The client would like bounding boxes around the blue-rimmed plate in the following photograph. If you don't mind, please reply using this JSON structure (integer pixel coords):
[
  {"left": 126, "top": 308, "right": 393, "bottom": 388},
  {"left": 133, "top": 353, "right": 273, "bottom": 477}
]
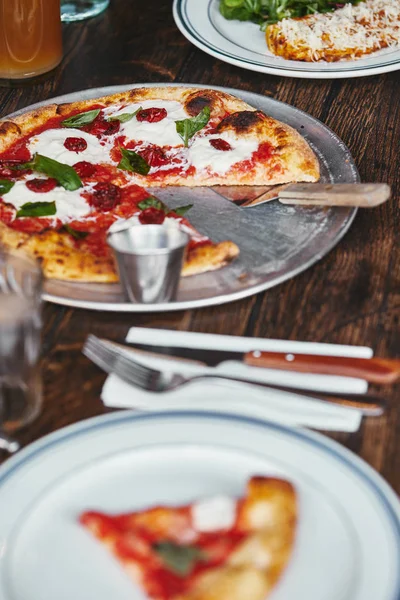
[
  {"left": 173, "top": 0, "right": 400, "bottom": 79},
  {"left": 0, "top": 410, "right": 399, "bottom": 600}
]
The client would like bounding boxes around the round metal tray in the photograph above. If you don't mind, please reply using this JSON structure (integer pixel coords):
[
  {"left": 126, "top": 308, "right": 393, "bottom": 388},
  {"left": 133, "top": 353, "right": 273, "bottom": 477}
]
[{"left": 7, "top": 83, "right": 359, "bottom": 312}]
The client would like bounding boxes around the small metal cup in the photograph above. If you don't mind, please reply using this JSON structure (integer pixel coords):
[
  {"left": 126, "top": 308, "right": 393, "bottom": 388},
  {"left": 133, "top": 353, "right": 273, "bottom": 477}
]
[{"left": 107, "top": 224, "right": 189, "bottom": 304}]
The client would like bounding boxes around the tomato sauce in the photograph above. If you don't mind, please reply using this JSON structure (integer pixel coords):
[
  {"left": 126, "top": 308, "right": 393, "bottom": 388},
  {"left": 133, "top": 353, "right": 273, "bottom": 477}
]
[
  {"left": 0, "top": 104, "right": 105, "bottom": 163},
  {"left": 10, "top": 216, "right": 61, "bottom": 233},
  {"left": 81, "top": 506, "right": 246, "bottom": 600},
  {"left": 252, "top": 141, "right": 274, "bottom": 163},
  {"left": 145, "top": 164, "right": 195, "bottom": 181}
]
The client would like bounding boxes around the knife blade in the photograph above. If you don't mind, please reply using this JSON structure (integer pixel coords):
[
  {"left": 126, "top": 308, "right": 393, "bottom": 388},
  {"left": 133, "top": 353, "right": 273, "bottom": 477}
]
[{"left": 121, "top": 342, "right": 400, "bottom": 384}]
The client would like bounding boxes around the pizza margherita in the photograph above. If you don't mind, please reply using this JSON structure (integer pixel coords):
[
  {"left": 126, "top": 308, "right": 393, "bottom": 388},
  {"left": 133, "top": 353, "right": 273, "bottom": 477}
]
[{"left": 0, "top": 87, "right": 319, "bottom": 282}]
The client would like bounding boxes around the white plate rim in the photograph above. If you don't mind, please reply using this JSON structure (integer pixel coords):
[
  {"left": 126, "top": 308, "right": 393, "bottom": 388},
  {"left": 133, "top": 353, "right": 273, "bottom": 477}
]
[
  {"left": 173, "top": 0, "right": 400, "bottom": 79},
  {"left": 0, "top": 410, "right": 399, "bottom": 599}
]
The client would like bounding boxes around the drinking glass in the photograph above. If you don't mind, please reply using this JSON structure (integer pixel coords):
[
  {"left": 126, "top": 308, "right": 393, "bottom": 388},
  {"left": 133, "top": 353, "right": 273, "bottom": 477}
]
[
  {"left": 61, "top": 0, "right": 110, "bottom": 22},
  {"left": 0, "top": 250, "right": 43, "bottom": 436},
  {"left": 0, "top": 0, "right": 63, "bottom": 85}
]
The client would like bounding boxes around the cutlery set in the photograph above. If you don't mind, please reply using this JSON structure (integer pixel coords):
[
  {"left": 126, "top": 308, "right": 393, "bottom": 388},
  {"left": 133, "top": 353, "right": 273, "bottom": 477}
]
[{"left": 83, "top": 331, "right": 399, "bottom": 419}]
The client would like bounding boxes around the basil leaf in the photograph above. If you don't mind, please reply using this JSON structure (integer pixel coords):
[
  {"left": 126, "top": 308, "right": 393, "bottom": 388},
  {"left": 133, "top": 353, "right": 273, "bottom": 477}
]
[
  {"left": 137, "top": 196, "right": 165, "bottom": 211},
  {"left": 61, "top": 109, "right": 101, "bottom": 128},
  {"left": 118, "top": 148, "right": 150, "bottom": 175},
  {"left": 63, "top": 224, "right": 89, "bottom": 239},
  {"left": 153, "top": 541, "right": 207, "bottom": 576},
  {"left": 172, "top": 204, "right": 193, "bottom": 216},
  {"left": 175, "top": 106, "right": 211, "bottom": 147},
  {"left": 0, "top": 180, "right": 14, "bottom": 195},
  {"left": 16, "top": 201, "right": 56, "bottom": 218},
  {"left": 107, "top": 107, "right": 142, "bottom": 123},
  {"left": 31, "top": 154, "right": 82, "bottom": 191}
]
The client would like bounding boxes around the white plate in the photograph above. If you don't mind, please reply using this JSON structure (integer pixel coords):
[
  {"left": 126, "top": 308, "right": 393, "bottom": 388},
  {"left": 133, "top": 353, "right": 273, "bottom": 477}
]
[
  {"left": 0, "top": 411, "right": 399, "bottom": 600},
  {"left": 173, "top": 0, "right": 400, "bottom": 79}
]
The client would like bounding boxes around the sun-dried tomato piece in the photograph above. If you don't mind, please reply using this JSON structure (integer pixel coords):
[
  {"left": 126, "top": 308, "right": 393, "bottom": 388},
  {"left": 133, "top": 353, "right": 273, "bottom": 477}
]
[
  {"left": 90, "top": 182, "right": 121, "bottom": 211},
  {"left": 73, "top": 161, "right": 97, "bottom": 178},
  {"left": 139, "top": 145, "right": 168, "bottom": 167},
  {"left": 0, "top": 160, "right": 31, "bottom": 178},
  {"left": 209, "top": 138, "right": 232, "bottom": 151},
  {"left": 26, "top": 178, "right": 58, "bottom": 193},
  {"left": 136, "top": 108, "right": 167, "bottom": 123},
  {"left": 84, "top": 117, "right": 120, "bottom": 137},
  {"left": 0, "top": 165, "right": 14, "bottom": 179},
  {"left": 138, "top": 207, "right": 166, "bottom": 225},
  {"left": 64, "top": 137, "right": 88, "bottom": 152}
]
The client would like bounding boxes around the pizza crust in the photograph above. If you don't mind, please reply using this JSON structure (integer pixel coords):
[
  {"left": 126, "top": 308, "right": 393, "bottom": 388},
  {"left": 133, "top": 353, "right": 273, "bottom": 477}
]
[
  {"left": 0, "top": 222, "right": 239, "bottom": 282},
  {"left": 80, "top": 476, "right": 297, "bottom": 600}
]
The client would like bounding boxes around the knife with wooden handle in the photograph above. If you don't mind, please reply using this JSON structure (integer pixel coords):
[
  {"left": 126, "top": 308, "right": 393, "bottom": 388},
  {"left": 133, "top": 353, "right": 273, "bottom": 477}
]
[
  {"left": 244, "top": 352, "right": 400, "bottom": 384},
  {"left": 212, "top": 182, "right": 391, "bottom": 208},
  {"left": 120, "top": 342, "right": 400, "bottom": 385}
]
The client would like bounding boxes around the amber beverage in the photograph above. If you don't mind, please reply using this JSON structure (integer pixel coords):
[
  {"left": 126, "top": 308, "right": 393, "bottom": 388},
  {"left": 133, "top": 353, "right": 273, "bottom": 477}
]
[{"left": 0, "top": 0, "right": 62, "bottom": 82}]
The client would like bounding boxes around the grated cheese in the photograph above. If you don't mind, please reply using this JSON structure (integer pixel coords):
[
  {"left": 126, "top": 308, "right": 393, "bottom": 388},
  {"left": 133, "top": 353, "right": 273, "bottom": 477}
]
[{"left": 267, "top": 0, "right": 400, "bottom": 62}]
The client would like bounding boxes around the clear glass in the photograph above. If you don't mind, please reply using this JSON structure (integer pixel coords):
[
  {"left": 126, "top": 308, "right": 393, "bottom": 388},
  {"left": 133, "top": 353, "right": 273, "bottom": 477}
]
[
  {"left": 0, "top": 0, "right": 62, "bottom": 84},
  {"left": 61, "top": 0, "right": 109, "bottom": 22},
  {"left": 0, "top": 250, "right": 43, "bottom": 434}
]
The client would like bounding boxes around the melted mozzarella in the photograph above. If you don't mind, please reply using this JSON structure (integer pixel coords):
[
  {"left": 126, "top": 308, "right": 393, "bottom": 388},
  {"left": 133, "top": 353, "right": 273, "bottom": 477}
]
[
  {"left": 28, "top": 128, "right": 113, "bottom": 166},
  {"left": 188, "top": 132, "right": 258, "bottom": 175},
  {"left": 104, "top": 100, "right": 189, "bottom": 147},
  {"left": 4, "top": 179, "right": 93, "bottom": 223},
  {"left": 191, "top": 496, "right": 237, "bottom": 532}
]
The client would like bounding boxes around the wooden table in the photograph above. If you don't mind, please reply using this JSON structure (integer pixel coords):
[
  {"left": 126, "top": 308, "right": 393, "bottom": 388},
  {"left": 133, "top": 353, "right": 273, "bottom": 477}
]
[{"left": 0, "top": 0, "right": 399, "bottom": 493}]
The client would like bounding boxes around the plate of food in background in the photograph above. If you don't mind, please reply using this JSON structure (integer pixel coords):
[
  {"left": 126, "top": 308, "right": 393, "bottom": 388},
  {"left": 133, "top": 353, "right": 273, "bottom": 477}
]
[
  {"left": 0, "top": 411, "right": 399, "bottom": 600},
  {"left": 173, "top": 0, "right": 400, "bottom": 78}
]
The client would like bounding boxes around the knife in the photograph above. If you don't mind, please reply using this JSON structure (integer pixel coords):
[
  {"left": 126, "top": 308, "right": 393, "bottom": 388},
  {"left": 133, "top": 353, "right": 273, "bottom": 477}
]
[{"left": 120, "top": 342, "right": 400, "bottom": 384}]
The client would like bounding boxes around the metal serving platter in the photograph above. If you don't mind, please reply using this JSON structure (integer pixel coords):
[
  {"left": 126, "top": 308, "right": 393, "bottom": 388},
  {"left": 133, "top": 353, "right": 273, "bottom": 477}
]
[{"left": 7, "top": 83, "right": 359, "bottom": 312}]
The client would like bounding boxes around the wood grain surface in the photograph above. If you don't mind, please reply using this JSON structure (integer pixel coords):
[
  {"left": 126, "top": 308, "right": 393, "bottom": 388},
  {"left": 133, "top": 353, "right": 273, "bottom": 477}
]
[{"left": 0, "top": 0, "right": 399, "bottom": 494}]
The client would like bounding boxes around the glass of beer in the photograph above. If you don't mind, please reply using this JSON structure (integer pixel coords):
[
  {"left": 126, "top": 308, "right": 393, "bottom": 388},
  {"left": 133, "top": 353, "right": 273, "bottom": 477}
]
[
  {"left": 0, "top": 0, "right": 63, "bottom": 84},
  {"left": 0, "top": 250, "right": 43, "bottom": 435}
]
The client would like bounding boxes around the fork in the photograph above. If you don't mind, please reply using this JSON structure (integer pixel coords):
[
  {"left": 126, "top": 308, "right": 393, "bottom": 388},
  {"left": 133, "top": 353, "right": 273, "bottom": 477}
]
[{"left": 83, "top": 335, "right": 385, "bottom": 416}]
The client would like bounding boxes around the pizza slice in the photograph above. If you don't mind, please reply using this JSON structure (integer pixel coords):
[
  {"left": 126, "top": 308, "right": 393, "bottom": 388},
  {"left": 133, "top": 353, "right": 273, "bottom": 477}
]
[
  {"left": 266, "top": 0, "right": 400, "bottom": 62},
  {"left": 80, "top": 476, "right": 297, "bottom": 600},
  {"left": 0, "top": 184, "right": 239, "bottom": 281}
]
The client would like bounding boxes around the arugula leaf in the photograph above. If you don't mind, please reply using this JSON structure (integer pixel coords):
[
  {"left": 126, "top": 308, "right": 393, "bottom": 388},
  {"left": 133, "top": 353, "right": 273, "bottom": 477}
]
[
  {"left": 175, "top": 106, "right": 211, "bottom": 147},
  {"left": 16, "top": 201, "right": 56, "bottom": 218},
  {"left": 137, "top": 196, "right": 165, "bottom": 211},
  {"left": 173, "top": 204, "right": 193, "bottom": 216},
  {"left": 0, "top": 180, "right": 14, "bottom": 195},
  {"left": 153, "top": 541, "right": 207, "bottom": 576},
  {"left": 107, "top": 107, "right": 142, "bottom": 123},
  {"left": 30, "top": 154, "right": 82, "bottom": 191},
  {"left": 118, "top": 148, "right": 150, "bottom": 175},
  {"left": 61, "top": 109, "right": 101, "bottom": 128},
  {"left": 63, "top": 224, "right": 89, "bottom": 239},
  {"left": 219, "top": 0, "right": 358, "bottom": 25}
]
